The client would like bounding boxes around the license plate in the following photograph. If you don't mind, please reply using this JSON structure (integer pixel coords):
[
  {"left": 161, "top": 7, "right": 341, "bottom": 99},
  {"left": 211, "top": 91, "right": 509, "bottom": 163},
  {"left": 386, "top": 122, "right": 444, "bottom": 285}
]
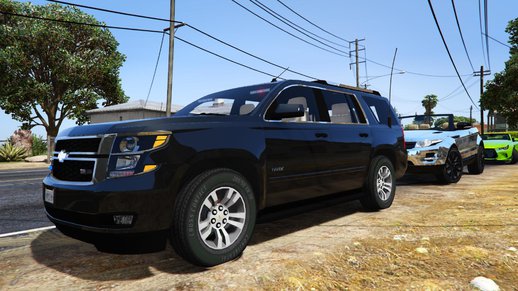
[{"left": 44, "top": 188, "right": 54, "bottom": 204}]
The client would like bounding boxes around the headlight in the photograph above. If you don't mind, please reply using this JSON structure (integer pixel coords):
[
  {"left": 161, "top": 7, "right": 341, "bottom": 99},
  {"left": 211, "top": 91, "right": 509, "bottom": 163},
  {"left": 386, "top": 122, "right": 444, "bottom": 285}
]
[
  {"left": 415, "top": 139, "right": 442, "bottom": 148},
  {"left": 112, "top": 135, "right": 169, "bottom": 153},
  {"left": 119, "top": 137, "right": 139, "bottom": 152},
  {"left": 115, "top": 155, "right": 140, "bottom": 170},
  {"left": 108, "top": 134, "right": 169, "bottom": 178},
  {"left": 497, "top": 145, "right": 509, "bottom": 151}
]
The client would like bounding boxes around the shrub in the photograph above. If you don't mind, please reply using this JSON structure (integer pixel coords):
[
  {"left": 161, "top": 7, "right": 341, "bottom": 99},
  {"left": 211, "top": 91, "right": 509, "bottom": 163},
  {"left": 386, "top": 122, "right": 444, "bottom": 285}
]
[
  {"left": 0, "top": 143, "right": 27, "bottom": 162},
  {"left": 32, "top": 135, "right": 47, "bottom": 156}
]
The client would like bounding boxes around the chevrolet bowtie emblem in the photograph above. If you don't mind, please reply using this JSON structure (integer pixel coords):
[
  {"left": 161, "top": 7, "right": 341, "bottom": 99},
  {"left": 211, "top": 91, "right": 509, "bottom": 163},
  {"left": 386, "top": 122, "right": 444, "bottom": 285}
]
[{"left": 57, "top": 150, "right": 68, "bottom": 163}]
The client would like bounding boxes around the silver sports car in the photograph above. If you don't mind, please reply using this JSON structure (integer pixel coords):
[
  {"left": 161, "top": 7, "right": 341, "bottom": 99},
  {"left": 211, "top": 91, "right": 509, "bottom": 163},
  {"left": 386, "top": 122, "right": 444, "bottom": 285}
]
[{"left": 400, "top": 114, "right": 484, "bottom": 183}]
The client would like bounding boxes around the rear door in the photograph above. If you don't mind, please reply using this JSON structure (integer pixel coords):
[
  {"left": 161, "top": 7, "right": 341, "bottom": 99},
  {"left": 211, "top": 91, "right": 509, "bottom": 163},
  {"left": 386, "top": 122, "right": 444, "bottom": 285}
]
[{"left": 312, "top": 89, "right": 372, "bottom": 193}]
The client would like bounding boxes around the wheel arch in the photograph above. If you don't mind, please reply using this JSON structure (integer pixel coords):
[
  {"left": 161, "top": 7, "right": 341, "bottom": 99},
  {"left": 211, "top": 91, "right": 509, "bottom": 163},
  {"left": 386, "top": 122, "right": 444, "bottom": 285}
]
[{"left": 171, "top": 150, "right": 266, "bottom": 211}]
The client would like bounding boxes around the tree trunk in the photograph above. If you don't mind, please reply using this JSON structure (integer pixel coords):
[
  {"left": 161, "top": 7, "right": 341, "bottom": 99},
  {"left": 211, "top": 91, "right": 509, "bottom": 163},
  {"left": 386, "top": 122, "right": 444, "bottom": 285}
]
[{"left": 45, "top": 125, "right": 59, "bottom": 164}]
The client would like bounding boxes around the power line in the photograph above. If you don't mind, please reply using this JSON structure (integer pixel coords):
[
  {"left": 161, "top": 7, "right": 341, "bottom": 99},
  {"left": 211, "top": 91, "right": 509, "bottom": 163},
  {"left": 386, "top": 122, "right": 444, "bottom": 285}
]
[
  {"left": 230, "top": 0, "right": 348, "bottom": 57},
  {"left": 440, "top": 77, "right": 478, "bottom": 101},
  {"left": 173, "top": 35, "right": 281, "bottom": 79},
  {"left": 451, "top": 0, "right": 475, "bottom": 71},
  {"left": 483, "top": 33, "right": 512, "bottom": 49},
  {"left": 276, "top": 0, "right": 350, "bottom": 43},
  {"left": 145, "top": 32, "right": 166, "bottom": 106},
  {"left": 0, "top": 10, "right": 165, "bottom": 33},
  {"left": 3, "top": 10, "right": 286, "bottom": 80},
  {"left": 478, "top": 0, "right": 488, "bottom": 68},
  {"left": 185, "top": 24, "right": 318, "bottom": 80},
  {"left": 48, "top": 0, "right": 319, "bottom": 80},
  {"left": 426, "top": 0, "right": 478, "bottom": 109},
  {"left": 484, "top": 0, "right": 491, "bottom": 70},
  {"left": 46, "top": 0, "right": 472, "bottom": 79},
  {"left": 48, "top": 0, "right": 182, "bottom": 24},
  {"left": 250, "top": 0, "right": 348, "bottom": 49}
]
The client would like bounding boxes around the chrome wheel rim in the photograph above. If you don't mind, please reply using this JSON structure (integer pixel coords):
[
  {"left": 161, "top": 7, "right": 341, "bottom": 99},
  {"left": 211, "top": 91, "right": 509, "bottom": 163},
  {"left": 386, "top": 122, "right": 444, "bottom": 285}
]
[
  {"left": 198, "top": 186, "right": 246, "bottom": 250},
  {"left": 376, "top": 166, "right": 392, "bottom": 201}
]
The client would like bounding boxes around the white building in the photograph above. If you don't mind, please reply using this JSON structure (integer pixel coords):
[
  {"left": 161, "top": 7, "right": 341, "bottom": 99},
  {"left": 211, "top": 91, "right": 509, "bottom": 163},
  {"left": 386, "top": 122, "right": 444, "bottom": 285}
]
[{"left": 86, "top": 100, "right": 184, "bottom": 124}]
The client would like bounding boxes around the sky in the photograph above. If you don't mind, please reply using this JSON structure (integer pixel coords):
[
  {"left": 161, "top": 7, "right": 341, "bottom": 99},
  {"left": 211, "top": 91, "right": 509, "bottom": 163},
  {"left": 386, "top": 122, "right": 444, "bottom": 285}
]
[{"left": 1, "top": 0, "right": 517, "bottom": 140}]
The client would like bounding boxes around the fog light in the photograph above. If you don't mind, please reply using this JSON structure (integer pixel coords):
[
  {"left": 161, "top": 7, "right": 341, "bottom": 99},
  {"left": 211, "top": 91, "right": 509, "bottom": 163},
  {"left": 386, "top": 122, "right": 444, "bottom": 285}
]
[
  {"left": 115, "top": 155, "right": 140, "bottom": 170},
  {"left": 113, "top": 215, "right": 134, "bottom": 225},
  {"left": 109, "top": 170, "right": 135, "bottom": 178}
]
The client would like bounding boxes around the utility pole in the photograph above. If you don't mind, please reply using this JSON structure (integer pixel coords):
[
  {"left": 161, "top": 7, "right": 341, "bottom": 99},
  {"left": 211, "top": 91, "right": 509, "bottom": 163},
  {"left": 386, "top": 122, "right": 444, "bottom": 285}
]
[
  {"left": 473, "top": 65, "right": 490, "bottom": 134},
  {"left": 355, "top": 40, "right": 359, "bottom": 87},
  {"left": 165, "top": 0, "right": 176, "bottom": 117},
  {"left": 349, "top": 39, "right": 365, "bottom": 88}
]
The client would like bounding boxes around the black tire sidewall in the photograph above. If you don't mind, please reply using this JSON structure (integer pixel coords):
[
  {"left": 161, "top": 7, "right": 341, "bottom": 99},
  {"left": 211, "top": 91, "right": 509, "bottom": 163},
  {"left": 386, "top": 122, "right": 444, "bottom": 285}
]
[
  {"left": 468, "top": 145, "right": 484, "bottom": 174},
  {"left": 176, "top": 169, "right": 256, "bottom": 267},
  {"left": 441, "top": 148, "right": 462, "bottom": 183},
  {"left": 511, "top": 149, "right": 518, "bottom": 164},
  {"left": 364, "top": 156, "right": 396, "bottom": 209}
]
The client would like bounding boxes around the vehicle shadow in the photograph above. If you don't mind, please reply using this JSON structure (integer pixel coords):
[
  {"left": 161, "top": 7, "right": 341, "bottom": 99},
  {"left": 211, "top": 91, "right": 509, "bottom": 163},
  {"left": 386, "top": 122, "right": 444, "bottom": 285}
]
[{"left": 30, "top": 191, "right": 365, "bottom": 281}]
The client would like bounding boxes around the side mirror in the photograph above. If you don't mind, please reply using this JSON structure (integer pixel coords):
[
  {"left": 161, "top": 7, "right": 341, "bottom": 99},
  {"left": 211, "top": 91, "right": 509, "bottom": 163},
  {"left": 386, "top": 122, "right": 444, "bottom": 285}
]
[
  {"left": 456, "top": 122, "right": 472, "bottom": 129},
  {"left": 271, "top": 104, "right": 305, "bottom": 120}
]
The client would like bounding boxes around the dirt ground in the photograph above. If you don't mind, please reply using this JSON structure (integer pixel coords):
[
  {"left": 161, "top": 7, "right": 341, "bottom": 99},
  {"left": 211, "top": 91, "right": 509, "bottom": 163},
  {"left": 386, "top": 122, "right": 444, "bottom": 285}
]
[{"left": 0, "top": 163, "right": 516, "bottom": 290}]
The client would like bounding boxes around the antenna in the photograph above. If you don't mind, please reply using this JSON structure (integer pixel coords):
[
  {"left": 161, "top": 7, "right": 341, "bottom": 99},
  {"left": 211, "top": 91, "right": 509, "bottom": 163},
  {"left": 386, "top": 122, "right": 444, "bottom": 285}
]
[{"left": 271, "top": 67, "right": 289, "bottom": 82}]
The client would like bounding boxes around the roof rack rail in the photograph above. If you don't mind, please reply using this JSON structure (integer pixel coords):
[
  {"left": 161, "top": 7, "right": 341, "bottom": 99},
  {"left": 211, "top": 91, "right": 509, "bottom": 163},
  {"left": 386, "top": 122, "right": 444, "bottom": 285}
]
[
  {"left": 338, "top": 84, "right": 381, "bottom": 96},
  {"left": 311, "top": 80, "right": 381, "bottom": 96},
  {"left": 312, "top": 80, "right": 328, "bottom": 85}
]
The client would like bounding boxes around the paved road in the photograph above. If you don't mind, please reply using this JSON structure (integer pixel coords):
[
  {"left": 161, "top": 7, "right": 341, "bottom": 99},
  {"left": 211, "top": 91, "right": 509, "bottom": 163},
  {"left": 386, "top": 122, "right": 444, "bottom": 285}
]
[{"left": 0, "top": 168, "right": 51, "bottom": 234}]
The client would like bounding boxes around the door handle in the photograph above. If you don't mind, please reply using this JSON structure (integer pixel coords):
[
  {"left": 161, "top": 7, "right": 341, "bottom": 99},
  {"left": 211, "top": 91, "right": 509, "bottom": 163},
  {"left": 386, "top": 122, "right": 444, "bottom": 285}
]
[
  {"left": 315, "top": 133, "right": 328, "bottom": 138},
  {"left": 359, "top": 133, "right": 369, "bottom": 138},
  {"left": 452, "top": 135, "right": 460, "bottom": 138}
]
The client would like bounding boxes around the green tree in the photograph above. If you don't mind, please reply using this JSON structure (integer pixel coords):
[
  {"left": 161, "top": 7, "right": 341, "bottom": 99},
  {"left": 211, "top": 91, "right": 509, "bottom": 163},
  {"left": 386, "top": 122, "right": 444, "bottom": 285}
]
[
  {"left": 421, "top": 94, "right": 438, "bottom": 116},
  {"left": 0, "top": 0, "right": 127, "bottom": 140},
  {"left": 481, "top": 18, "right": 518, "bottom": 128},
  {"left": 433, "top": 115, "right": 474, "bottom": 128}
]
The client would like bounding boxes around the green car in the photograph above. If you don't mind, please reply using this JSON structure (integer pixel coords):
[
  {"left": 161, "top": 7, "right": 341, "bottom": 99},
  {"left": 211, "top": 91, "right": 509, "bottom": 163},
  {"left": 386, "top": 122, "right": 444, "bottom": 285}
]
[{"left": 481, "top": 133, "right": 518, "bottom": 163}]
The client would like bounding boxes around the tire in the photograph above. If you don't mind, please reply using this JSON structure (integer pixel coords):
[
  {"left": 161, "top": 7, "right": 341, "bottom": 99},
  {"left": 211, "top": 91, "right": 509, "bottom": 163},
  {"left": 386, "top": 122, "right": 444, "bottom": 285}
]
[
  {"left": 170, "top": 168, "right": 256, "bottom": 267},
  {"left": 511, "top": 148, "right": 518, "bottom": 164},
  {"left": 467, "top": 144, "right": 485, "bottom": 174},
  {"left": 360, "top": 156, "right": 396, "bottom": 211},
  {"left": 436, "top": 147, "right": 463, "bottom": 184}
]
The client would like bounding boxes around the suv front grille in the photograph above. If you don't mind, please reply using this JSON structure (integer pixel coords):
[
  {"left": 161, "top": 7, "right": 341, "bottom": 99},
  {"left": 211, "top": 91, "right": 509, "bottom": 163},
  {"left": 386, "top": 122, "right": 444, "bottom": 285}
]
[
  {"left": 52, "top": 159, "right": 95, "bottom": 182},
  {"left": 55, "top": 138, "right": 101, "bottom": 153}
]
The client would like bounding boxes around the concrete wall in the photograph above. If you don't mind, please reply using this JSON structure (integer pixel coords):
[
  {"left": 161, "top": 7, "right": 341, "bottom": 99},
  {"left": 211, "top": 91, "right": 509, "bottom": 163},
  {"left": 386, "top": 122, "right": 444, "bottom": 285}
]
[{"left": 88, "top": 110, "right": 166, "bottom": 124}]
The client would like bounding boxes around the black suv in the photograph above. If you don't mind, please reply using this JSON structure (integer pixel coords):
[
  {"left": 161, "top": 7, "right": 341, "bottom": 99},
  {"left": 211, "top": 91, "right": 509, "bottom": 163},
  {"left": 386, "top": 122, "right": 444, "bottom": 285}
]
[{"left": 43, "top": 80, "right": 407, "bottom": 266}]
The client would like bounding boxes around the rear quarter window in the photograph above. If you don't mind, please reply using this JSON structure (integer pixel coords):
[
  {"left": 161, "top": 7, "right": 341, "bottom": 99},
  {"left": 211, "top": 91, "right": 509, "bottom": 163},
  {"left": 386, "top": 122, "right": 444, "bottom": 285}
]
[{"left": 362, "top": 95, "right": 398, "bottom": 126}]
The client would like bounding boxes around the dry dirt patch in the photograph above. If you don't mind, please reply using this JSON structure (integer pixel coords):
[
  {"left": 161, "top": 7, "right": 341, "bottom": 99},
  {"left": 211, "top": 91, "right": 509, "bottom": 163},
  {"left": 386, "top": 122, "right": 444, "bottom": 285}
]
[{"left": 0, "top": 164, "right": 516, "bottom": 290}]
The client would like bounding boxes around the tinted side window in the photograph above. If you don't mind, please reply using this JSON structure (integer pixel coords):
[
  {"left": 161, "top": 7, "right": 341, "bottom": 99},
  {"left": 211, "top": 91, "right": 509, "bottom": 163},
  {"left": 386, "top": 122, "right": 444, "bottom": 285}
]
[
  {"left": 266, "top": 86, "right": 321, "bottom": 122},
  {"left": 362, "top": 95, "right": 395, "bottom": 125},
  {"left": 318, "top": 90, "right": 367, "bottom": 124}
]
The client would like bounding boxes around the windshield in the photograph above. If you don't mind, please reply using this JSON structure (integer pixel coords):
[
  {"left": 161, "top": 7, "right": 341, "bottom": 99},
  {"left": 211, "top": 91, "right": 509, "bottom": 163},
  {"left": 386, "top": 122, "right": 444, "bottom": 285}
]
[
  {"left": 175, "top": 84, "right": 275, "bottom": 117},
  {"left": 481, "top": 134, "right": 510, "bottom": 140},
  {"left": 399, "top": 115, "right": 454, "bottom": 131}
]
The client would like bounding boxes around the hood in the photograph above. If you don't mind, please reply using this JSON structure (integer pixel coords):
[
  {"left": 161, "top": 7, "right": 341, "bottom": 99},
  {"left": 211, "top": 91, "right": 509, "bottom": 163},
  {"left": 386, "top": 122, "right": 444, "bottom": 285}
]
[
  {"left": 58, "top": 116, "right": 245, "bottom": 137},
  {"left": 403, "top": 130, "right": 447, "bottom": 142},
  {"left": 483, "top": 139, "right": 512, "bottom": 149}
]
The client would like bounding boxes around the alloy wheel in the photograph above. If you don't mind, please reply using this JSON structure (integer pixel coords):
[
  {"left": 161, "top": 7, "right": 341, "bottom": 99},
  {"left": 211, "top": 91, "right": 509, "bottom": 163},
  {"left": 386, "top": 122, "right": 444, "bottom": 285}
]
[
  {"left": 198, "top": 187, "right": 246, "bottom": 250},
  {"left": 376, "top": 165, "right": 392, "bottom": 201}
]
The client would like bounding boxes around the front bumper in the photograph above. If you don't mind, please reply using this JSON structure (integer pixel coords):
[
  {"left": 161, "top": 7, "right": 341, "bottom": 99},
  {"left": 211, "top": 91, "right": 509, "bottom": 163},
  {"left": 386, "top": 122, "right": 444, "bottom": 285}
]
[
  {"left": 43, "top": 168, "right": 174, "bottom": 235},
  {"left": 484, "top": 148, "right": 512, "bottom": 161},
  {"left": 407, "top": 145, "right": 448, "bottom": 167}
]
